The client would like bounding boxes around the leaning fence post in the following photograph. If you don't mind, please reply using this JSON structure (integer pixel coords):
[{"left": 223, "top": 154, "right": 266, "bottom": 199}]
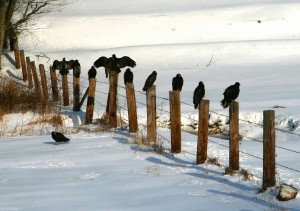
[
  {"left": 196, "top": 99, "right": 209, "bottom": 164},
  {"left": 61, "top": 74, "right": 69, "bottom": 106},
  {"left": 26, "top": 57, "right": 33, "bottom": 89},
  {"left": 20, "top": 50, "right": 27, "bottom": 81},
  {"left": 39, "top": 64, "right": 49, "bottom": 107},
  {"left": 50, "top": 66, "right": 59, "bottom": 102},
  {"left": 263, "top": 110, "right": 276, "bottom": 190},
  {"left": 169, "top": 91, "right": 181, "bottom": 153},
  {"left": 147, "top": 85, "right": 157, "bottom": 144},
  {"left": 85, "top": 78, "right": 96, "bottom": 125},
  {"left": 229, "top": 101, "right": 239, "bottom": 171},
  {"left": 30, "top": 61, "right": 42, "bottom": 100},
  {"left": 125, "top": 83, "right": 138, "bottom": 133},
  {"left": 13, "top": 39, "right": 21, "bottom": 69},
  {"left": 73, "top": 71, "right": 80, "bottom": 111},
  {"left": 108, "top": 71, "right": 119, "bottom": 128}
]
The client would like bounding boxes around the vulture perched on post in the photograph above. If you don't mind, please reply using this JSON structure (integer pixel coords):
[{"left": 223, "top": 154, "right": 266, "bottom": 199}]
[
  {"left": 51, "top": 131, "right": 70, "bottom": 143},
  {"left": 172, "top": 73, "right": 184, "bottom": 91},
  {"left": 52, "top": 58, "right": 76, "bottom": 75},
  {"left": 124, "top": 68, "right": 133, "bottom": 85},
  {"left": 220, "top": 82, "right": 240, "bottom": 108},
  {"left": 193, "top": 81, "right": 205, "bottom": 109},
  {"left": 93, "top": 54, "right": 136, "bottom": 78},
  {"left": 142, "top": 71, "right": 157, "bottom": 92},
  {"left": 88, "top": 66, "right": 97, "bottom": 80}
]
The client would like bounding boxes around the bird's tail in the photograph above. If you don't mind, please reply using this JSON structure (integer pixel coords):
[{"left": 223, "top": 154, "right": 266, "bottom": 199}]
[{"left": 220, "top": 100, "right": 229, "bottom": 108}]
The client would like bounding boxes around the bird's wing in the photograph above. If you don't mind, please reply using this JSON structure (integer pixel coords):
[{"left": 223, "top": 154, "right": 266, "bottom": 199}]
[
  {"left": 52, "top": 60, "right": 62, "bottom": 70},
  {"left": 94, "top": 56, "right": 108, "bottom": 68},
  {"left": 118, "top": 56, "right": 136, "bottom": 68},
  {"left": 223, "top": 85, "right": 234, "bottom": 97}
]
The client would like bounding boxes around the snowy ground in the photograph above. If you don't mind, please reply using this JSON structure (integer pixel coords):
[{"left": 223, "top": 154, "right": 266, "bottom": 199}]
[{"left": 1, "top": 0, "right": 300, "bottom": 210}]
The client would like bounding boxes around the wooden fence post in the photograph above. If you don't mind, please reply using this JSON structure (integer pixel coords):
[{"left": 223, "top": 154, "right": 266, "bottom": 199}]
[
  {"left": 196, "top": 99, "right": 209, "bottom": 164},
  {"left": 20, "top": 50, "right": 27, "bottom": 81},
  {"left": 13, "top": 39, "right": 21, "bottom": 69},
  {"left": 85, "top": 78, "right": 96, "bottom": 125},
  {"left": 147, "top": 85, "right": 157, "bottom": 143},
  {"left": 61, "top": 74, "right": 69, "bottom": 106},
  {"left": 126, "top": 83, "right": 138, "bottom": 132},
  {"left": 263, "top": 110, "right": 276, "bottom": 190},
  {"left": 30, "top": 61, "right": 42, "bottom": 99},
  {"left": 169, "top": 91, "right": 181, "bottom": 153},
  {"left": 39, "top": 64, "right": 49, "bottom": 106},
  {"left": 73, "top": 73, "right": 80, "bottom": 111},
  {"left": 229, "top": 101, "right": 239, "bottom": 171},
  {"left": 108, "top": 71, "right": 119, "bottom": 128},
  {"left": 26, "top": 57, "right": 33, "bottom": 89},
  {"left": 50, "top": 66, "right": 59, "bottom": 102}
]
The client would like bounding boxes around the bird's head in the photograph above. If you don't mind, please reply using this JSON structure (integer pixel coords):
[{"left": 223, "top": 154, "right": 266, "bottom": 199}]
[
  {"left": 112, "top": 54, "right": 116, "bottom": 59},
  {"left": 176, "top": 73, "right": 181, "bottom": 77},
  {"left": 235, "top": 82, "right": 240, "bottom": 86},
  {"left": 199, "top": 81, "right": 204, "bottom": 86},
  {"left": 153, "top": 71, "right": 157, "bottom": 75}
]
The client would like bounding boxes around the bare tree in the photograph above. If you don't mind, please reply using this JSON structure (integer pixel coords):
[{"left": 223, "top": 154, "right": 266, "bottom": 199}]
[{"left": 0, "top": 0, "right": 68, "bottom": 69}]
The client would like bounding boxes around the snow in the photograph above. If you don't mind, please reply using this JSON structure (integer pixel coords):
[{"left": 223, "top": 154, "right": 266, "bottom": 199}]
[{"left": 1, "top": 0, "right": 300, "bottom": 210}]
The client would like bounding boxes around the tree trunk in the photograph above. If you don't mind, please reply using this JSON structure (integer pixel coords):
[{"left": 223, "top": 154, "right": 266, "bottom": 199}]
[{"left": 0, "top": 2, "right": 6, "bottom": 69}]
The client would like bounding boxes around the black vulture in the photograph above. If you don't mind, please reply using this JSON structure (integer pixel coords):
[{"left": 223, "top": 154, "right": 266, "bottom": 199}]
[
  {"left": 142, "top": 71, "right": 157, "bottom": 92},
  {"left": 93, "top": 54, "right": 136, "bottom": 78},
  {"left": 193, "top": 81, "right": 205, "bottom": 109},
  {"left": 172, "top": 73, "right": 184, "bottom": 91},
  {"left": 52, "top": 58, "right": 75, "bottom": 75},
  {"left": 88, "top": 66, "right": 97, "bottom": 80},
  {"left": 124, "top": 68, "right": 133, "bottom": 85},
  {"left": 220, "top": 82, "right": 240, "bottom": 108},
  {"left": 71, "top": 60, "right": 81, "bottom": 78},
  {"left": 51, "top": 131, "right": 70, "bottom": 143}
]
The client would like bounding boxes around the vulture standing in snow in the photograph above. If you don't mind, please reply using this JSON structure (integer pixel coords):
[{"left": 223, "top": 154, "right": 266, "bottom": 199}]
[
  {"left": 124, "top": 68, "right": 133, "bottom": 85},
  {"left": 193, "top": 81, "right": 205, "bottom": 109},
  {"left": 172, "top": 73, "right": 184, "bottom": 91},
  {"left": 220, "top": 82, "right": 240, "bottom": 108},
  {"left": 93, "top": 54, "right": 136, "bottom": 78},
  {"left": 51, "top": 131, "right": 70, "bottom": 143},
  {"left": 142, "top": 71, "right": 157, "bottom": 92}
]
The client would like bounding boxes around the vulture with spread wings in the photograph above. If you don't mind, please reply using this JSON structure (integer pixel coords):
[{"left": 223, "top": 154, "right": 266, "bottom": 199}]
[
  {"left": 93, "top": 54, "right": 136, "bottom": 78},
  {"left": 52, "top": 58, "right": 80, "bottom": 76}
]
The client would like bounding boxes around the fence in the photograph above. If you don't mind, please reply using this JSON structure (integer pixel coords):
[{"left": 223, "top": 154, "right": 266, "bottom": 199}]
[{"left": 3, "top": 49, "right": 300, "bottom": 193}]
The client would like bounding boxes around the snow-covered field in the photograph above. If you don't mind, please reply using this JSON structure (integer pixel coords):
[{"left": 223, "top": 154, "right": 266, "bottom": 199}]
[{"left": 1, "top": 0, "right": 300, "bottom": 210}]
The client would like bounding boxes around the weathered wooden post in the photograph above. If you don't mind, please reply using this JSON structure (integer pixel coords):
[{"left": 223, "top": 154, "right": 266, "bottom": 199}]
[
  {"left": 125, "top": 83, "right": 138, "bottom": 133},
  {"left": 50, "top": 66, "right": 59, "bottom": 102},
  {"left": 196, "top": 99, "right": 209, "bottom": 164},
  {"left": 13, "top": 39, "right": 21, "bottom": 69},
  {"left": 147, "top": 85, "right": 157, "bottom": 143},
  {"left": 169, "top": 91, "right": 181, "bottom": 153},
  {"left": 61, "top": 74, "right": 69, "bottom": 106},
  {"left": 20, "top": 50, "right": 27, "bottom": 81},
  {"left": 26, "top": 57, "right": 33, "bottom": 89},
  {"left": 108, "top": 71, "right": 119, "bottom": 128},
  {"left": 229, "top": 101, "right": 239, "bottom": 171},
  {"left": 263, "top": 110, "right": 276, "bottom": 190},
  {"left": 39, "top": 64, "right": 49, "bottom": 106},
  {"left": 30, "top": 61, "right": 42, "bottom": 99},
  {"left": 73, "top": 71, "right": 80, "bottom": 111},
  {"left": 85, "top": 75, "right": 96, "bottom": 125}
]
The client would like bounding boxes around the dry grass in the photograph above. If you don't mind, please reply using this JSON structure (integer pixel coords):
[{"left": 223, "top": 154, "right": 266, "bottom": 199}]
[
  {"left": 0, "top": 77, "right": 48, "bottom": 115},
  {"left": 206, "top": 157, "right": 221, "bottom": 167},
  {"left": 240, "top": 169, "right": 254, "bottom": 182},
  {"left": 28, "top": 114, "right": 63, "bottom": 127}
]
